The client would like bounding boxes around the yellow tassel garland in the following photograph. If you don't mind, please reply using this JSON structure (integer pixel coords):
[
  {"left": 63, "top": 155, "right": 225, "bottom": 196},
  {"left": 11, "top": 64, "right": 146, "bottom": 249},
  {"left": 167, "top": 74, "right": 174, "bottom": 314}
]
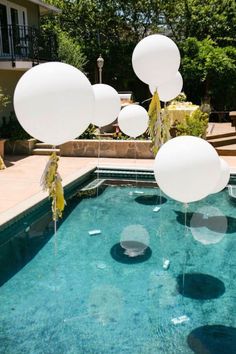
[
  {"left": 0, "top": 155, "right": 6, "bottom": 170},
  {"left": 148, "top": 90, "right": 171, "bottom": 155},
  {"left": 40, "top": 152, "right": 66, "bottom": 221}
]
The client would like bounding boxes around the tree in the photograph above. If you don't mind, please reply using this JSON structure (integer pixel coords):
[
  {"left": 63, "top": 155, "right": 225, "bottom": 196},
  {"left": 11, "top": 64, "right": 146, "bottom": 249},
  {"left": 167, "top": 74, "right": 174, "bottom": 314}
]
[
  {"left": 42, "top": 0, "right": 163, "bottom": 101},
  {"left": 162, "top": 0, "right": 236, "bottom": 46},
  {"left": 42, "top": 0, "right": 236, "bottom": 108},
  {"left": 181, "top": 37, "right": 236, "bottom": 109},
  {"left": 161, "top": 0, "right": 236, "bottom": 109},
  {"left": 57, "top": 31, "right": 86, "bottom": 70},
  {"left": 41, "top": 1, "right": 86, "bottom": 70}
]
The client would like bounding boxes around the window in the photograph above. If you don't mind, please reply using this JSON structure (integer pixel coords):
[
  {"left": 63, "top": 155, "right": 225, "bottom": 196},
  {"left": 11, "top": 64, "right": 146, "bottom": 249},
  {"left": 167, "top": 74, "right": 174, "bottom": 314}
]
[{"left": 0, "top": 0, "right": 28, "bottom": 56}]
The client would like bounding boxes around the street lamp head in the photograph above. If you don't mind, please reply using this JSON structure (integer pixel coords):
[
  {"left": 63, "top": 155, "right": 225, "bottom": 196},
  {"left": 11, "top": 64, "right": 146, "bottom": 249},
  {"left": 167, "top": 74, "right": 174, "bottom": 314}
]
[{"left": 97, "top": 54, "right": 104, "bottom": 69}]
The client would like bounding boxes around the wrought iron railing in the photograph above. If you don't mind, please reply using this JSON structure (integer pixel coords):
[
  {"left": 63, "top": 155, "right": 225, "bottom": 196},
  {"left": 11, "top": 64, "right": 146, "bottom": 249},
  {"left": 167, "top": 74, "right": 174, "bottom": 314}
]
[{"left": 0, "top": 25, "right": 58, "bottom": 66}]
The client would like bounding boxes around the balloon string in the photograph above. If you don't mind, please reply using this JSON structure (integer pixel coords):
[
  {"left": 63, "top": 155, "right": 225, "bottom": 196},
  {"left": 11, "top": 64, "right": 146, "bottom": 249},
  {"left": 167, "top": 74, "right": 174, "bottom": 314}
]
[
  {"left": 97, "top": 127, "right": 101, "bottom": 199},
  {"left": 159, "top": 188, "right": 163, "bottom": 235},
  {"left": 52, "top": 144, "right": 58, "bottom": 257},
  {"left": 53, "top": 197, "right": 58, "bottom": 298},
  {"left": 134, "top": 139, "right": 137, "bottom": 188},
  {"left": 54, "top": 197, "right": 58, "bottom": 257},
  {"left": 51, "top": 145, "right": 58, "bottom": 296},
  {"left": 182, "top": 202, "right": 189, "bottom": 299}
]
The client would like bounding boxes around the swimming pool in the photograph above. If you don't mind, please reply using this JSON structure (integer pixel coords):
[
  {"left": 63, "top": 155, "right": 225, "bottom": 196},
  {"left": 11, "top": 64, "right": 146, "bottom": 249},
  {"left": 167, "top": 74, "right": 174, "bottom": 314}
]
[{"left": 0, "top": 173, "right": 236, "bottom": 353}]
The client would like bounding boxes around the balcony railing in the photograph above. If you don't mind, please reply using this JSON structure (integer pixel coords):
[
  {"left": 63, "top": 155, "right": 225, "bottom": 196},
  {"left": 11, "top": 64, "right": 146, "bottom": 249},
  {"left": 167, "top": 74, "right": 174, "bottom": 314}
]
[{"left": 0, "top": 25, "right": 58, "bottom": 66}]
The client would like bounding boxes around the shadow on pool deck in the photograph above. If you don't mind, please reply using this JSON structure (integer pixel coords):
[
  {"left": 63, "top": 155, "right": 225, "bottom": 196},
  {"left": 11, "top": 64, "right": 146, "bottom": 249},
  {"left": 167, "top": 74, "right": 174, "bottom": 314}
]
[{"left": 3, "top": 155, "right": 31, "bottom": 167}]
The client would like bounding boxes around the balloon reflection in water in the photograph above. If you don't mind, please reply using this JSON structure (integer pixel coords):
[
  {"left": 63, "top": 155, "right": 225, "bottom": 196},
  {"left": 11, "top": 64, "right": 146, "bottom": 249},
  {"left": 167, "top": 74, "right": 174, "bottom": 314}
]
[
  {"left": 120, "top": 224, "right": 150, "bottom": 257},
  {"left": 190, "top": 206, "right": 227, "bottom": 245}
]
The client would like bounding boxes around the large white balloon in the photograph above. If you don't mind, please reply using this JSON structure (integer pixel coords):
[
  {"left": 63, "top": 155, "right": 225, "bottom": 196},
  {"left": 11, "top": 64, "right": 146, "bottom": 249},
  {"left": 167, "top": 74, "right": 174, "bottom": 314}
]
[
  {"left": 14, "top": 62, "right": 94, "bottom": 145},
  {"left": 132, "top": 34, "right": 180, "bottom": 87},
  {"left": 118, "top": 105, "right": 149, "bottom": 138},
  {"left": 150, "top": 72, "right": 183, "bottom": 102},
  {"left": 211, "top": 158, "right": 230, "bottom": 194},
  {"left": 154, "top": 136, "right": 221, "bottom": 203},
  {"left": 91, "top": 84, "right": 121, "bottom": 127}
]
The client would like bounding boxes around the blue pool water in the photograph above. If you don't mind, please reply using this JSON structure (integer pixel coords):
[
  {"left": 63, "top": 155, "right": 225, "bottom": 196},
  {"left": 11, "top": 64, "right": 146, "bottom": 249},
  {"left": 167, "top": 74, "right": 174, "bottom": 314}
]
[{"left": 0, "top": 183, "right": 236, "bottom": 353}]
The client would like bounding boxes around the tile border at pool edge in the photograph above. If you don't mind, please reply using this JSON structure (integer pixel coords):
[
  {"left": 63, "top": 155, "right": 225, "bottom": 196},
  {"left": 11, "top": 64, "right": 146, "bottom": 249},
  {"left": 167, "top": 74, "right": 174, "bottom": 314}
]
[
  {"left": 0, "top": 166, "right": 96, "bottom": 229},
  {"left": 1, "top": 163, "right": 236, "bottom": 229}
]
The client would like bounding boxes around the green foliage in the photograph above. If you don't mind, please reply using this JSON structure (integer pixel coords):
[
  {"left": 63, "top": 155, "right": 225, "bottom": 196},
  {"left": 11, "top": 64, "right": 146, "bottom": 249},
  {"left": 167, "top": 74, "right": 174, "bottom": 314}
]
[
  {"left": 175, "top": 109, "right": 209, "bottom": 138},
  {"left": 42, "top": 0, "right": 162, "bottom": 99},
  {"left": 77, "top": 124, "right": 96, "bottom": 139},
  {"left": 171, "top": 92, "right": 187, "bottom": 103},
  {"left": 0, "top": 113, "right": 31, "bottom": 140},
  {"left": 112, "top": 131, "right": 129, "bottom": 140},
  {"left": 112, "top": 131, "right": 148, "bottom": 140},
  {"left": 0, "top": 87, "right": 10, "bottom": 109},
  {"left": 162, "top": 0, "right": 236, "bottom": 46},
  {"left": 42, "top": 0, "right": 236, "bottom": 109},
  {"left": 41, "top": 6, "right": 86, "bottom": 70},
  {"left": 57, "top": 31, "right": 86, "bottom": 70},
  {"left": 181, "top": 37, "right": 236, "bottom": 109}
]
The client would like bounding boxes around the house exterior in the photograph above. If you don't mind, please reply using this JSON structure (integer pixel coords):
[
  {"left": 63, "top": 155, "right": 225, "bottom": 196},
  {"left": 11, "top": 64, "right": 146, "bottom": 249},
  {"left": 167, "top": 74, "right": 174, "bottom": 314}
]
[{"left": 0, "top": 0, "right": 60, "bottom": 121}]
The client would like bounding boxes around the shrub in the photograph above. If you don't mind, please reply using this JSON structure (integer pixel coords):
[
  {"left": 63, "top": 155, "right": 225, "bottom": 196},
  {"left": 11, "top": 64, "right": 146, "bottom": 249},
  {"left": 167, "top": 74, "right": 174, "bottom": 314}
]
[
  {"left": 0, "top": 112, "right": 31, "bottom": 140},
  {"left": 0, "top": 86, "right": 10, "bottom": 109},
  {"left": 77, "top": 124, "right": 96, "bottom": 139},
  {"left": 175, "top": 109, "right": 209, "bottom": 138}
]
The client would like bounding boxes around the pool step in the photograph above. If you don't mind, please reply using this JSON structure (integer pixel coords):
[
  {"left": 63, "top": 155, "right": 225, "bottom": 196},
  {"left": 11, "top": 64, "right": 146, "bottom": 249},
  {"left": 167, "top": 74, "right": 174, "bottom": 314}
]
[
  {"left": 95, "top": 168, "right": 154, "bottom": 180},
  {"left": 81, "top": 178, "right": 106, "bottom": 191},
  {"left": 78, "top": 178, "right": 106, "bottom": 197},
  {"left": 32, "top": 142, "right": 61, "bottom": 156},
  {"left": 215, "top": 144, "right": 236, "bottom": 156},
  {"left": 207, "top": 134, "right": 236, "bottom": 147},
  {"left": 206, "top": 132, "right": 236, "bottom": 140},
  {"left": 228, "top": 185, "right": 236, "bottom": 198},
  {"left": 32, "top": 148, "right": 61, "bottom": 156}
]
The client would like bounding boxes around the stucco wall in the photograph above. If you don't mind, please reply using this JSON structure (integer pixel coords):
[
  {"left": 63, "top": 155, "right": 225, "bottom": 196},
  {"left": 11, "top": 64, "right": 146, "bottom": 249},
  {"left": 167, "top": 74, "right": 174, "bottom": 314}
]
[
  {"left": 10, "top": 0, "right": 40, "bottom": 27},
  {"left": 0, "top": 70, "right": 24, "bottom": 124}
]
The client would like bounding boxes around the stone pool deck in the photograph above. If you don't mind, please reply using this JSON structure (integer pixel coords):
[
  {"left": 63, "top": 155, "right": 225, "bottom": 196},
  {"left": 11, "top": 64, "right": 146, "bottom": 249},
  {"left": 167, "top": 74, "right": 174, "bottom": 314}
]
[
  {"left": 0, "top": 154, "right": 236, "bottom": 226},
  {"left": 0, "top": 155, "right": 154, "bottom": 225}
]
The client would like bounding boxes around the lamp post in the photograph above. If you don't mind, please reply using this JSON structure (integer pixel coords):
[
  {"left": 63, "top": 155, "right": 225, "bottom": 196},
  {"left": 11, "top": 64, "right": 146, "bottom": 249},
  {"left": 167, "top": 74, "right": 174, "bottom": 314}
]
[{"left": 97, "top": 54, "right": 104, "bottom": 83}]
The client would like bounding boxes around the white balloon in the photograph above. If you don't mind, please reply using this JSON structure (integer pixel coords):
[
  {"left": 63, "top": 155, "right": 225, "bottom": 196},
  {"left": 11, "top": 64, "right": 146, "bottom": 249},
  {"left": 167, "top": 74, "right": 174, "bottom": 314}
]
[
  {"left": 149, "top": 85, "right": 156, "bottom": 96},
  {"left": 190, "top": 206, "right": 227, "bottom": 245},
  {"left": 91, "top": 84, "right": 121, "bottom": 127},
  {"left": 154, "top": 136, "right": 221, "bottom": 203},
  {"left": 14, "top": 62, "right": 94, "bottom": 145},
  {"left": 132, "top": 34, "right": 180, "bottom": 86},
  {"left": 118, "top": 105, "right": 149, "bottom": 138},
  {"left": 158, "top": 72, "right": 183, "bottom": 102},
  {"left": 211, "top": 158, "right": 230, "bottom": 194}
]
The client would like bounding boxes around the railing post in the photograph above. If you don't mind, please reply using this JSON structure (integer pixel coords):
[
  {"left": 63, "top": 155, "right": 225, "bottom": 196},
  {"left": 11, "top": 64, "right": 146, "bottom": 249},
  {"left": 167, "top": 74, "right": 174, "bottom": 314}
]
[{"left": 9, "top": 25, "right": 15, "bottom": 67}]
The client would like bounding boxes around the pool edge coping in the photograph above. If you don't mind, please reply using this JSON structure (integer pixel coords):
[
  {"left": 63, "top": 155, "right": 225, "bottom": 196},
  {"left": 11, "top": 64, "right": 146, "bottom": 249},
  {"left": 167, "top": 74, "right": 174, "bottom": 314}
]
[
  {"left": 0, "top": 166, "right": 96, "bottom": 229},
  {"left": 0, "top": 164, "right": 155, "bottom": 229},
  {"left": 1, "top": 163, "right": 236, "bottom": 229}
]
